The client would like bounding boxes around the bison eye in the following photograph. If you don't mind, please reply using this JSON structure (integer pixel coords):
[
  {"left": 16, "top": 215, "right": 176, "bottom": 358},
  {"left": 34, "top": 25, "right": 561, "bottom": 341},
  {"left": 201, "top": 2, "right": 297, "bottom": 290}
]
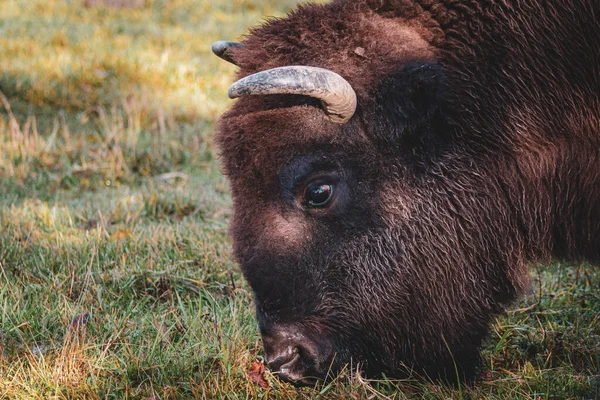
[{"left": 304, "top": 182, "right": 334, "bottom": 208}]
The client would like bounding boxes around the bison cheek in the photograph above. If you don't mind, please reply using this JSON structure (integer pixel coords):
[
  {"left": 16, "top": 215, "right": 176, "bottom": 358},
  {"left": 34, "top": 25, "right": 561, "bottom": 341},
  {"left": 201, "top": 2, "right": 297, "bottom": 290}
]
[{"left": 263, "top": 211, "right": 311, "bottom": 252}]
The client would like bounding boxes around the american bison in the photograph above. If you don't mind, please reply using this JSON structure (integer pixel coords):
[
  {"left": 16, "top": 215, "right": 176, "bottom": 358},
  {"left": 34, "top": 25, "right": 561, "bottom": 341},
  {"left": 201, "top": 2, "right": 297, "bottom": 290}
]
[{"left": 213, "top": 0, "right": 600, "bottom": 384}]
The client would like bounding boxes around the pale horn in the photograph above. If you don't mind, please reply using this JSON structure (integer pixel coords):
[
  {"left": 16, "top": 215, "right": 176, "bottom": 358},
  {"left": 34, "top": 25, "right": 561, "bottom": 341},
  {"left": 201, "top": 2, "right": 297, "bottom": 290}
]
[
  {"left": 228, "top": 66, "right": 357, "bottom": 124},
  {"left": 211, "top": 41, "right": 244, "bottom": 65}
]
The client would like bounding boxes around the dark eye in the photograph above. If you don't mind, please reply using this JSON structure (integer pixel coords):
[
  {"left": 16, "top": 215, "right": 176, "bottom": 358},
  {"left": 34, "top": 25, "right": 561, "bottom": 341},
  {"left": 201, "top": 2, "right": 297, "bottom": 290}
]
[{"left": 304, "top": 182, "right": 334, "bottom": 208}]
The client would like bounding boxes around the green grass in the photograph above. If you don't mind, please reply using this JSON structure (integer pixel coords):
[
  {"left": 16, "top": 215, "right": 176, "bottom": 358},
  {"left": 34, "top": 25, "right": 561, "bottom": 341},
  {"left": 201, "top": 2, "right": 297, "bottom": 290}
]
[{"left": 0, "top": 0, "right": 598, "bottom": 398}]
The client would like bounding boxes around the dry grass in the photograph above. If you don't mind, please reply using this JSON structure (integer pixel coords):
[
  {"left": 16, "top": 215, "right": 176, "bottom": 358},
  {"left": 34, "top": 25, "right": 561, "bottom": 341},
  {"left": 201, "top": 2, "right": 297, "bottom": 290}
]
[{"left": 0, "top": 0, "right": 598, "bottom": 398}]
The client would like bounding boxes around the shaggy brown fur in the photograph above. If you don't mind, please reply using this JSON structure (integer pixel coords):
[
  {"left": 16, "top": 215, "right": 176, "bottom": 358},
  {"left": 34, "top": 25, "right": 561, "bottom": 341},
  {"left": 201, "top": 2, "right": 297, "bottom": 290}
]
[{"left": 215, "top": 0, "right": 600, "bottom": 382}]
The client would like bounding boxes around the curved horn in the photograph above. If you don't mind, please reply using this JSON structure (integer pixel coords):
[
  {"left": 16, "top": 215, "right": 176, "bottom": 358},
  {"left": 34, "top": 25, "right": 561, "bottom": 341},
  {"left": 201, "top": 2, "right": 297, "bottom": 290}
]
[
  {"left": 228, "top": 66, "right": 357, "bottom": 124},
  {"left": 212, "top": 41, "right": 244, "bottom": 65}
]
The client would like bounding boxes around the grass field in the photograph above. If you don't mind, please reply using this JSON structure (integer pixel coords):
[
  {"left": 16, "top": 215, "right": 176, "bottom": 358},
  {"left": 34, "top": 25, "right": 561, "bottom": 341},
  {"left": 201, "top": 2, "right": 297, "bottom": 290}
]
[{"left": 0, "top": 0, "right": 598, "bottom": 398}]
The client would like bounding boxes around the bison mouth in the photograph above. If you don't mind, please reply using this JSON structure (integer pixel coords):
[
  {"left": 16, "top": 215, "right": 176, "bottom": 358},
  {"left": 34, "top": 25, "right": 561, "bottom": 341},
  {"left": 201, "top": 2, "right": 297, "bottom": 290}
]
[{"left": 258, "top": 316, "right": 396, "bottom": 386}]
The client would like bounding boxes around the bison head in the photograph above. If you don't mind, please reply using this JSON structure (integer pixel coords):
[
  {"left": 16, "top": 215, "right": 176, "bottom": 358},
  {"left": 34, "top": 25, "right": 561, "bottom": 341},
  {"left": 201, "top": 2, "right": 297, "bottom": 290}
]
[{"left": 213, "top": 2, "right": 530, "bottom": 384}]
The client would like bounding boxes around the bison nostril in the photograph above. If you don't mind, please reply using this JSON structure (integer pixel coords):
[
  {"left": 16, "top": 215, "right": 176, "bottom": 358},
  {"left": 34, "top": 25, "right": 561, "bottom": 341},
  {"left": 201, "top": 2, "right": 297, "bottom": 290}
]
[
  {"left": 271, "top": 350, "right": 316, "bottom": 385},
  {"left": 277, "top": 353, "right": 304, "bottom": 380},
  {"left": 265, "top": 343, "right": 323, "bottom": 385},
  {"left": 267, "top": 346, "right": 298, "bottom": 370},
  {"left": 261, "top": 326, "right": 333, "bottom": 385}
]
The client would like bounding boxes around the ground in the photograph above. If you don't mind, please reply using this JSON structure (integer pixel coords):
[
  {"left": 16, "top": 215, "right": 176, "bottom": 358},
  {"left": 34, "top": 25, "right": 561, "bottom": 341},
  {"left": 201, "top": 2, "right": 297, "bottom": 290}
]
[{"left": 0, "top": 0, "right": 598, "bottom": 398}]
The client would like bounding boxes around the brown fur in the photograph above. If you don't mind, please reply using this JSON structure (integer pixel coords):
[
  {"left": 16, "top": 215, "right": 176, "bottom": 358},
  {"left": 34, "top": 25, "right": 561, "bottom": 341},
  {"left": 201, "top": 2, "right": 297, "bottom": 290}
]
[{"left": 215, "top": 0, "right": 600, "bottom": 382}]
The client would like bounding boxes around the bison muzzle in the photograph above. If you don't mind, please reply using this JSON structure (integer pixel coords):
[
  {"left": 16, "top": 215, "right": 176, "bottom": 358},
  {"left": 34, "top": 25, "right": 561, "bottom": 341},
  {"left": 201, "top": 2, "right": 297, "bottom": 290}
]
[{"left": 213, "top": 0, "right": 600, "bottom": 384}]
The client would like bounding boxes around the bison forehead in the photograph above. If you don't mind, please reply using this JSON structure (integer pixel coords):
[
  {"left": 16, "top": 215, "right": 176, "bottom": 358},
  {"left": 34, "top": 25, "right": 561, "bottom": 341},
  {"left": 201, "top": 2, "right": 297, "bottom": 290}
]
[
  {"left": 228, "top": 2, "right": 437, "bottom": 102},
  {"left": 216, "top": 1, "right": 441, "bottom": 184}
]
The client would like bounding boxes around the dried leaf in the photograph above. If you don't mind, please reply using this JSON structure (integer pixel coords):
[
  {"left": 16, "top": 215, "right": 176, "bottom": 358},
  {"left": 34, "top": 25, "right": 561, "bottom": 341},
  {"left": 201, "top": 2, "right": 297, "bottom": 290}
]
[{"left": 246, "top": 361, "right": 270, "bottom": 389}]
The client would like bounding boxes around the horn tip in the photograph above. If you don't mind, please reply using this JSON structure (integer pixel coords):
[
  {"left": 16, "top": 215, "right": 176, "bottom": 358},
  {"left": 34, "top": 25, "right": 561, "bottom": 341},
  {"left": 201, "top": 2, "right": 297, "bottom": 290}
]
[
  {"left": 211, "top": 41, "right": 228, "bottom": 57},
  {"left": 212, "top": 41, "right": 244, "bottom": 57}
]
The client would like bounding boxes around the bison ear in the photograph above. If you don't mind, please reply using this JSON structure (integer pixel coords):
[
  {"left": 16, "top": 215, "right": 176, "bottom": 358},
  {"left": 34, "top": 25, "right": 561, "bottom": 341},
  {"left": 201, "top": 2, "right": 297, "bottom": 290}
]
[{"left": 372, "top": 62, "right": 447, "bottom": 151}]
